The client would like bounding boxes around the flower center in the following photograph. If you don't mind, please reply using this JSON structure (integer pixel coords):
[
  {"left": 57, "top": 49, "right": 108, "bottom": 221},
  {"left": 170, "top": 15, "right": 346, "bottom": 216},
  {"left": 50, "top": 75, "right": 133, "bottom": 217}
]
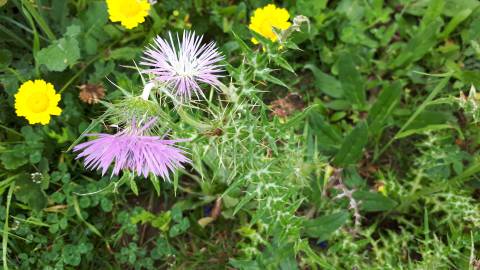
[
  {"left": 122, "top": 2, "right": 142, "bottom": 17},
  {"left": 174, "top": 59, "right": 197, "bottom": 78},
  {"left": 30, "top": 92, "right": 50, "bottom": 113},
  {"left": 177, "top": 69, "right": 196, "bottom": 77}
]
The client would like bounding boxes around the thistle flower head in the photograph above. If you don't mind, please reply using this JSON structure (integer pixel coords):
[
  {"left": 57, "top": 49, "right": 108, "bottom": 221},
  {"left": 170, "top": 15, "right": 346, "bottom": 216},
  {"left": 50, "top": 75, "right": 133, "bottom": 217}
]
[
  {"left": 73, "top": 118, "right": 190, "bottom": 180},
  {"left": 141, "top": 31, "right": 224, "bottom": 101}
]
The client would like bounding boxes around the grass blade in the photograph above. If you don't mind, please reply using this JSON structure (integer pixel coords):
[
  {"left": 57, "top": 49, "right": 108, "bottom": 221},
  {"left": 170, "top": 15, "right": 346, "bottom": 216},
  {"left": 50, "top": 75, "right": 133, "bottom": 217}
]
[
  {"left": 2, "top": 182, "right": 15, "bottom": 270},
  {"left": 374, "top": 76, "right": 450, "bottom": 160},
  {"left": 21, "top": 0, "right": 56, "bottom": 41}
]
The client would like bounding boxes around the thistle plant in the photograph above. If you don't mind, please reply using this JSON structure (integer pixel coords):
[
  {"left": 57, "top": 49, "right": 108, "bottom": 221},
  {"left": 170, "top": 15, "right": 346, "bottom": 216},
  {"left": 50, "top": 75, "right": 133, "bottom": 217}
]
[
  {"left": 459, "top": 85, "right": 480, "bottom": 123},
  {"left": 3, "top": 1, "right": 480, "bottom": 269}
]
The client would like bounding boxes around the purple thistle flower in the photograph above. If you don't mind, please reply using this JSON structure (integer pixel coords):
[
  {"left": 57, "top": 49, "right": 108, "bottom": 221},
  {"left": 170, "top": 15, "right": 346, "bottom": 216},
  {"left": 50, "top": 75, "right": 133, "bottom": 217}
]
[
  {"left": 73, "top": 118, "right": 190, "bottom": 180},
  {"left": 141, "top": 31, "right": 224, "bottom": 101}
]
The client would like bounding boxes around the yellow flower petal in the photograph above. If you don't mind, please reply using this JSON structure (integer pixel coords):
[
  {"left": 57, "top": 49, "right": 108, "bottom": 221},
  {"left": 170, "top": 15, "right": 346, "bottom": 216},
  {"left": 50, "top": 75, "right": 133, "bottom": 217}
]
[
  {"left": 248, "top": 4, "right": 292, "bottom": 43},
  {"left": 14, "top": 79, "right": 62, "bottom": 125},
  {"left": 106, "top": 0, "right": 150, "bottom": 29}
]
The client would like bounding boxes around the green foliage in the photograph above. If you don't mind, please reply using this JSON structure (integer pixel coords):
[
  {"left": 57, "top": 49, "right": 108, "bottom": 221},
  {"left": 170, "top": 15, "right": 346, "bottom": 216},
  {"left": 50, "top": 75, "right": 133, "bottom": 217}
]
[
  {"left": 1, "top": 0, "right": 480, "bottom": 269},
  {"left": 303, "top": 211, "right": 349, "bottom": 241},
  {"left": 367, "top": 81, "right": 403, "bottom": 135},
  {"left": 36, "top": 25, "right": 81, "bottom": 72},
  {"left": 333, "top": 121, "right": 368, "bottom": 166}
]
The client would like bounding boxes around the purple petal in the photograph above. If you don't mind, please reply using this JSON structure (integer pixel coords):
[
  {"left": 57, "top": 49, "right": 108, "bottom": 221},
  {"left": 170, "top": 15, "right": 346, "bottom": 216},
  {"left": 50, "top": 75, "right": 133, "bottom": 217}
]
[
  {"left": 141, "top": 30, "right": 224, "bottom": 101},
  {"left": 73, "top": 119, "right": 191, "bottom": 180}
]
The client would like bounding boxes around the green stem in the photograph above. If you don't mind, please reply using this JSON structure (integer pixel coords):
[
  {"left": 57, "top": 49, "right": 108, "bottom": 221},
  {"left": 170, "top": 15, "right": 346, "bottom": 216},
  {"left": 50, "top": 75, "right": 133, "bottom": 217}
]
[
  {"left": 20, "top": 0, "right": 56, "bottom": 41},
  {"left": 0, "top": 124, "right": 23, "bottom": 137},
  {"left": 0, "top": 15, "right": 48, "bottom": 41},
  {"left": 59, "top": 55, "right": 101, "bottom": 94},
  {"left": 450, "top": 159, "right": 480, "bottom": 186},
  {"left": 20, "top": 3, "right": 41, "bottom": 77},
  {"left": 0, "top": 68, "right": 25, "bottom": 82},
  {"left": 2, "top": 182, "right": 15, "bottom": 270},
  {"left": 72, "top": 196, "right": 103, "bottom": 238},
  {"left": 0, "top": 24, "right": 30, "bottom": 49},
  {"left": 177, "top": 107, "right": 211, "bottom": 130}
]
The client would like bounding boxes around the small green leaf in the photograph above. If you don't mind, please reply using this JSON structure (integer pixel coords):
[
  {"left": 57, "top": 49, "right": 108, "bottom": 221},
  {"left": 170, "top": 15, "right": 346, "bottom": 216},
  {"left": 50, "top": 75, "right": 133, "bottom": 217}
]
[
  {"left": 391, "top": 77, "right": 450, "bottom": 141},
  {"left": 324, "top": 100, "right": 351, "bottom": 111},
  {"left": 233, "top": 192, "right": 255, "bottom": 216},
  {"left": 149, "top": 175, "right": 161, "bottom": 196},
  {"left": 444, "top": 0, "right": 479, "bottom": 16},
  {"left": 420, "top": 0, "right": 444, "bottom": 28},
  {"left": 21, "top": 126, "right": 42, "bottom": 143},
  {"left": 100, "top": 198, "right": 113, "bottom": 212},
  {"left": 272, "top": 55, "right": 295, "bottom": 73},
  {"left": 169, "top": 218, "right": 190, "bottom": 237},
  {"left": 109, "top": 47, "right": 142, "bottom": 61},
  {"left": 170, "top": 205, "right": 183, "bottom": 223},
  {"left": 0, "top": 49, "right": 12, "bottom": 68},
  {"left": 309, "top": 111, "right": 343, "bottom": 146},
  {"left": 72, "top": 196, "right": 103, "bottom": 237},
  {"left": 250, "top": 29, "right": 275, "bottom": 47},
  {"left": 338, "top": 53, "right": 366, "bottom": 108},
  {"left": 255, "top": 68, "right": 289, "bottom": 89},
  {"left": 395, "top": 124, "right": 458, "bottom": 139},
  {"left": 177, "top": 108, "right": 211, "bottom": 130},
  {"left": 303, "top": 211, "right": 349, "bottom": 241},
  {"left": 0, "top": 145, "right": 29, "bottom": 170},
  {"left": 63, "top": 244, "right": 81, "bottom": 266},
  {"left": 281, "top": 104, "right": 322, "bottom": 131},
  {"left": 65, "top": 24, "right": 81, "bottom": 37},
  {"left": 390, "top": 19, "right": 443, "bottom": 68},
  {"left": 36, "top": 35, "right": 80, "bottom": 72},
  {"left": 330, "top": 111, "right": 346, "bottom": 122},
  {"left": 151, "top": 237, "right": 175, "bottom": 259},
  {"left": 151, "top": 212, "right": 171, "bottom": 232},
  {"left": 304, "top": 64, "right": 343, "bottom": 98},
  {"left": 14, "top": 175, "right": 47, "bottom": 212},
  {"left": 296, "top": 0, "right": 326, "bottom": 17},
  {"left": 401, "top": 110, "right": 454, "bottom": 133},
  {"left": 440, "top": 8, "right": 472, "bottom": 39},
  {"left": 128, "top": 176, "right": 138, "bottom": 196},
  {"left": 29, "top": 151, "right": 42, "bottom": 164},
  {"left": 367, "top": 81, "right": 403, "bottom": 135},
  {"left": 333, "top": 121, "right": 368, "bottom": 167},
  {"left": 231, "top": 31, "right": 252, "bottom": 53},
  {"left": 131, "top": 210, "right": 155, "bottom": 224},
  {"left": 354, "top": 191, "right": 397, "bottom": 212}
]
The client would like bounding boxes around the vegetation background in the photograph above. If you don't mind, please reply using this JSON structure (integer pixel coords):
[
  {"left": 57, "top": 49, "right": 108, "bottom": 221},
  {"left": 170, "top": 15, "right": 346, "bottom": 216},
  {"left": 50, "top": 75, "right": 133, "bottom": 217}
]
[{"left": 1, "top": 0, "right": 480, "bottom": 269}]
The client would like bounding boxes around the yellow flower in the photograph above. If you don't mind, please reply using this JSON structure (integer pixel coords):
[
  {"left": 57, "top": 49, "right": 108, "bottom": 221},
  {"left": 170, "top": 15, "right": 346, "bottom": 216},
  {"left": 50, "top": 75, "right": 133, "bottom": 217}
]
[
  {"left": 14, "top": 80, "right": 62, "bottom": 125},
  {"left": 378, "top": 185, "right": 387, "bottom": 196},
  {"left": 248, "top": 4, "right": 292, "bottom": 44},
  {"left": 106, "top": 0, "right": 150, "bottom": 29}
]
